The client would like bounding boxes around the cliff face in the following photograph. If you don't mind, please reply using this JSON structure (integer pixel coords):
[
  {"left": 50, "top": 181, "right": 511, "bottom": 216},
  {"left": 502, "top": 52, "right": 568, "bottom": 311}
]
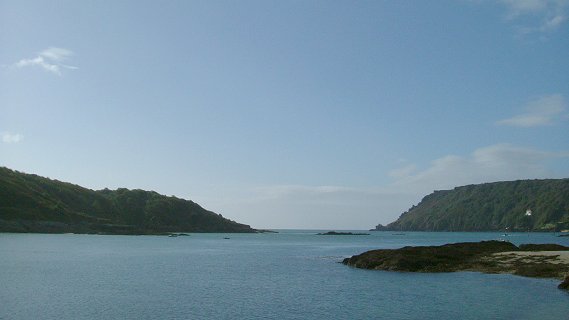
[
  {"left": 0, "top": 167, "right": 255, "bottom": 234},
  {"left": 376, "top": 179, "right": 569, "bottom": 232}
]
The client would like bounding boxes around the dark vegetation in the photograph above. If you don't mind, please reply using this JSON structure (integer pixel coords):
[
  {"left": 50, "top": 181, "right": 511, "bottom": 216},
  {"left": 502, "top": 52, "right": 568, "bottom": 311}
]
[
  {"left": 518, "top": 244, "right": 569, "bottom": 251},
  {"left": 374, "top": 179, "right": 569, "bottom": 232},
  {"left": 343, "top": 241, "right": 569, "bottom": 280},
  {"left": 0, "top": 167, "right": 255, "bottom": 234},
  {"left": 343, "top": 241, "right": 517, "bottom": 272}
]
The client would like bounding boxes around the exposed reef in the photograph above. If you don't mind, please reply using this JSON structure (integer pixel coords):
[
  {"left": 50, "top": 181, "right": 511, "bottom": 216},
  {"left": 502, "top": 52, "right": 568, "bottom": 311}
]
[{"left": 343, "top": 241, "right": 569, "bottom": 288}]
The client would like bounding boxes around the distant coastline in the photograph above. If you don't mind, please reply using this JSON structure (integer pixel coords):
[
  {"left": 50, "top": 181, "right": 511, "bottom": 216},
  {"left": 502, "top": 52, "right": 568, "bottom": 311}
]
[
  {"left": 0, "top": 167, "right": 256, "bottom": 235},
  {"left": 371, "top": 179, "right": 569, "bottom": 232}
]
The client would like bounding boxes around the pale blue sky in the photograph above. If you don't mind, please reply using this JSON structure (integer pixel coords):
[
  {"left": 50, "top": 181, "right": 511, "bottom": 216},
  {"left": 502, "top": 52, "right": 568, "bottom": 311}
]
[{"left": 1, "top": 0, "right": 568, "bottom": 229}]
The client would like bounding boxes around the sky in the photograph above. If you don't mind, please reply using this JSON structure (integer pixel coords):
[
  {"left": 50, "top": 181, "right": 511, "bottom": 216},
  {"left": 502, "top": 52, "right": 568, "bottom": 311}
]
[{"left": 1, "top": 0, "right": 568, "bottom": 230}]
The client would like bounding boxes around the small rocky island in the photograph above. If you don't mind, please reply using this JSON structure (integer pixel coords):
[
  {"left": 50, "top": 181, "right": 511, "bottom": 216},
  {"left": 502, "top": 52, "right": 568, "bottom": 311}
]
[
  {"left": 343, "top": 241, "right": 569, "bottom": 289},
  {"left": 317, "top": 231, "right": 370, "bottom": 236}
]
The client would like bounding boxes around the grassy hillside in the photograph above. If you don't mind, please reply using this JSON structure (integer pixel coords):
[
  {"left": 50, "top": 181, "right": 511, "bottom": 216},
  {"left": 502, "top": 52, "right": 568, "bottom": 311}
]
[
  {"left": 377, "top": 179, "right": 569, "bottom": 232},
  {"left": 0, "top": 167, "right": 255, "bottom": 234}
]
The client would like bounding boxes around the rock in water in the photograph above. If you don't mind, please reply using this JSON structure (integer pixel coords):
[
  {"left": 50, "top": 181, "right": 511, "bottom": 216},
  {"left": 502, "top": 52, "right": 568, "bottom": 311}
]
[
  {"left": 559, "top": 275, "right": 569, "bottom": 290},
  {"left": 343, "top": 241, "right": 569, "bottom": 280}
]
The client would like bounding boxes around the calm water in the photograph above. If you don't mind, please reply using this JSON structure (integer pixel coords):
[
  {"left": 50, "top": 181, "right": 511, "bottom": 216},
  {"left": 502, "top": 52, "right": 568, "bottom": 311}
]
[{"left": 1, "top": 231, "right": 568, "bottom": 320}]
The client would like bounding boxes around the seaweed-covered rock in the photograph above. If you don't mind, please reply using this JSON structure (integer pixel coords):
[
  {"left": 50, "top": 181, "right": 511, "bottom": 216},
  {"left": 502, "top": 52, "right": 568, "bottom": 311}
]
[
  {"left": 518, "top": 244, "right": 569, "bottom": 251},
  {"left": 343, "top": 241, "right": 569, "bottom": 281},
  {"left": 342, "top": 241, "right": 517, "bottom": 272}
]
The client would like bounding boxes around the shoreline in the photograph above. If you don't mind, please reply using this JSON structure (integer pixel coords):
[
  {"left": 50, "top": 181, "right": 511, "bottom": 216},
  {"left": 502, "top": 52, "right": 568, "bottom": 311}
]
[{"left": 493, "top": 251, "right": 569, "bottom": 265}]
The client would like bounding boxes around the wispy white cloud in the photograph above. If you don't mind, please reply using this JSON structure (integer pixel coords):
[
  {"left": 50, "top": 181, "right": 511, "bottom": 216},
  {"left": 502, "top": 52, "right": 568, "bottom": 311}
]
[
  {"left": 13, "top": 47, "right": 77, "bottom": 75},
  {"left": 388, "top": 164, "right": 417, "bottom": 179},
  {"left": 39, "top": 47, "right": 74, "bottom": 62},
  {"left": 1, "top": 132, "right": 24, "bottom": 144},
  {"left": 206, "top": 144, "right": 568, "bottom": 229},
  {"left": 501, "top": 0, "right": 549, "bottom": 16},
  {"left": 201, "top": 143, "right": 569, "bottom": 229},
  {"left": 496, "top": 94, "right": 568, "bottom": 127},
  {"left": 390, "top": 144, "right": 568, "bottom": 193},
  {"left": 499, "top": 0, "right": 569, "bottom": 34}
]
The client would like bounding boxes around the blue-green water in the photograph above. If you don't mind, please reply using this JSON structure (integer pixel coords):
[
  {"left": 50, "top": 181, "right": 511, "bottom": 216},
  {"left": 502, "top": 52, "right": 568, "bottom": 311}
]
[{"left": 1, "top": 231, "right": 568, "bottom": 319}]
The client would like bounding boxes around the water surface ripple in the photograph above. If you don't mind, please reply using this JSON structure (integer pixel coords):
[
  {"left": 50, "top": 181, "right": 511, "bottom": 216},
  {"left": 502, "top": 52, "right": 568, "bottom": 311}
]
[{"left": 1, "top": 231, "right": 568, "bottom": 319}]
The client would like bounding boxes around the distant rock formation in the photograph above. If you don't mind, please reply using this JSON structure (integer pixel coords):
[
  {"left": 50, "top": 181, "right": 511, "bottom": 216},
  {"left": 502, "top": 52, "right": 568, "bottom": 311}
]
[{"left": 317, "top": 231, "right": 370, "bottom": 236}]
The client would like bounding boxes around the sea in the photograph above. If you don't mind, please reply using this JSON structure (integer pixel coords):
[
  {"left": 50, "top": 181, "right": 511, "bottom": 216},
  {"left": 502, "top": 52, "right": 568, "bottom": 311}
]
[{"left": 1, "top": 231, "right": 568, "bottom": 320}]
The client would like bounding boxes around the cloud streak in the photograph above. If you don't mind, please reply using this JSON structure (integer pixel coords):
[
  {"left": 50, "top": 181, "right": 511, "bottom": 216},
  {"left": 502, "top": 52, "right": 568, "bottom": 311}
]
[
  {"left": 499, "top": 0, "right": 569, "bottom": 34},
  {"left": 216, "top": 184, "right": 418, "bottom": 229},
  {"left": 496, "top": 94, "right": 567, "bottom": 127},
  {"left": 1, "top": 132, "right": 24, "bottom": 144},
  {"left": 209, "top": 144, "right": 569, "bottom": 229},
  {"left": 13, "top": 47, "right": 77, "bottom": 75},
  {"left": 390, "top": 144, "right": 568, "bottom": 193}
]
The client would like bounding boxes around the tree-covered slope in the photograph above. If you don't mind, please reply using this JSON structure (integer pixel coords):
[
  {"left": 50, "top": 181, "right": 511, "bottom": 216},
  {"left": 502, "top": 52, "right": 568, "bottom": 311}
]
[
  {"left": 0, "top": 167, "right": 255, "bottom": 234},
  {"left": 377, "top": 179, "right": 569, "bottom": 232}
]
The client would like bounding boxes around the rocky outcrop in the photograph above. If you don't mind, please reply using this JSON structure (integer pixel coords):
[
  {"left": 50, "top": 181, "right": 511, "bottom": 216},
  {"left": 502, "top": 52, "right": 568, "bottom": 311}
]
[
  {"left": 343, "top": 241, "right": 569, "bottom": 281},
  {"left": 343, "top": 241, "right": 517, "bottom": 272}
]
